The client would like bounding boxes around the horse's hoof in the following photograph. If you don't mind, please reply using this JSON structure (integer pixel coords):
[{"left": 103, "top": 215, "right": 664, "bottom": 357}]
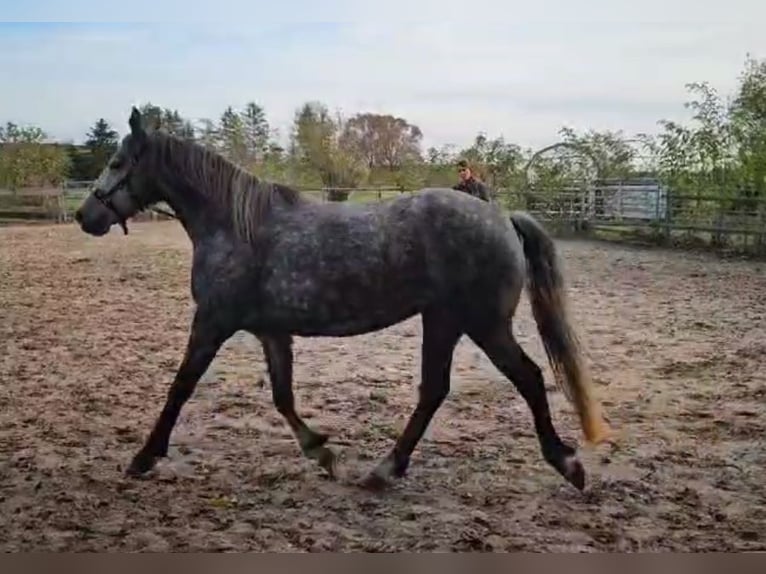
[
  {"left": 301, "top": 430, "right": 329, "bottom": 451},
  {"left": 360, "top": 456, "right": 404, "bottom": 491},
  {"left": 562, "top": 453, "right": 586, "bottom": 491},
  {"left": 360, "top": 469, "right": 391, "bottom": 491},
  {"left": 125, "top": 453, "right": 158, "bottom": 478},
  {"left": 306, "top": 445, "right": 337, "bottom": 479}
]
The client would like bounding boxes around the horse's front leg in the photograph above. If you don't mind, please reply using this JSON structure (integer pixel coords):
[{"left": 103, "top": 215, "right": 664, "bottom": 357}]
[
  {"left": 258, "top": 333, "right": 337, "bottom": 477},
  {"left": 126, "top": 308, "right": 232, "bottom": 477}
]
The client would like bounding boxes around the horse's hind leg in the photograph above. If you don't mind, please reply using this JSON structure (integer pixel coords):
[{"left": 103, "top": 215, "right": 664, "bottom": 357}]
[
  {"left": 468, "top": 321, "right": 585, "bottom": 490},
  {"left": 258, "top": 334, "right": 337, "bottom": 477},
  {"left": 362, "top": 306, "right": 462, "bottom": 490}
]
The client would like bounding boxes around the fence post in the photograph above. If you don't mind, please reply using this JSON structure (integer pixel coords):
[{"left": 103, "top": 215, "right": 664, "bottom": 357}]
[
  {"left": 57, "top": 187, "right": 67, "bottom": 223},
  {"left": 756, "top": 200, "right": 765, "bottom": 256},
  {"left": 664, "top": 187, "right": 672, "bottom": 244}
]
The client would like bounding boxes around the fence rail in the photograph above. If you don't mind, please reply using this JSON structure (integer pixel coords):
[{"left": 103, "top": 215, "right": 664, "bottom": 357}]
[
  {"left": 0, "top": 184, "right": 414, "bottom": 225},
  {"left": 502, "top": 180, "right": 766, "bottom": 255},
  {"left": 2, "top": 181, "right": 765, "bottom": 256}
]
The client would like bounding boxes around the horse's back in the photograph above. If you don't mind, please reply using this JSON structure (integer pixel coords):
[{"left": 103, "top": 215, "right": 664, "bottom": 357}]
[
  {"left": 254, "top": 187, "right": 525, "bottom": 334},
  {"left": 285, "top": 186, "right": 522, "bottom": 282}
]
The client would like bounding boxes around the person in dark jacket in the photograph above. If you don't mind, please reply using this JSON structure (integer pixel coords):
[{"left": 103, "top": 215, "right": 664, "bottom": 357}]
[{"left": 452, "top": 159, "right": 491, "bottom": 201}]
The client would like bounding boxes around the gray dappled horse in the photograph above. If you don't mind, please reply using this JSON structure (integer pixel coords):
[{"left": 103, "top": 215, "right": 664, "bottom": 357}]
[{"left": 75, "top": 107, "right": 610, "bottom": 491}]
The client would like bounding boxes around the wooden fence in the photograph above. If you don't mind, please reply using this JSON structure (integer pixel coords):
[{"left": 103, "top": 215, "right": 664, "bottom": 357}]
[
  {"left": 2, "top": 180, "right": 765, "bottom": 256},
  {"left": 0, "top": 184, "right": 412, "bottom": 226}
]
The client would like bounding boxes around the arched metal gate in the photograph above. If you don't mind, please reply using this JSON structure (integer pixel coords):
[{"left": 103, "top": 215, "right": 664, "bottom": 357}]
[{"left": 513, "top": 141, "right": 667, "bottom": 232}]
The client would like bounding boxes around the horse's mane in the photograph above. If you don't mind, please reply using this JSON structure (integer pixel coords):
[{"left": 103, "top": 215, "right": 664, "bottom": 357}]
[{"left": 148, "top": 131, "right": 302, "bottom": 244}]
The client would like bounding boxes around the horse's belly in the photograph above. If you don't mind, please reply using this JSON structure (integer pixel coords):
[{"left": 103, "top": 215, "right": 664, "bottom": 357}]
[{"left": 257, "top": 268, "right": 432, "bottom": 336}]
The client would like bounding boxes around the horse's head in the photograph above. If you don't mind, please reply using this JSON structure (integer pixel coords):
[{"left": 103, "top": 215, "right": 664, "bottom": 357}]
[{"left": 75, "top": 106, "right": 160, "bottom": 236}]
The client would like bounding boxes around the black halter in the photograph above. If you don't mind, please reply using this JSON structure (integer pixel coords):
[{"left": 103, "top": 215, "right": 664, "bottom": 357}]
[
  {"left": 94, "top": 167, "right": 132, "bottom": 234},
  {"left": 92, "top": 155, "right": 177, "bottom": 235}
]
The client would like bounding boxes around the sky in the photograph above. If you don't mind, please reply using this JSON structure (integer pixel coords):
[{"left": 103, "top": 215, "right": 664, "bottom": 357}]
[{"left": 1, "top": 1, "right": 765, "bottom": 151}]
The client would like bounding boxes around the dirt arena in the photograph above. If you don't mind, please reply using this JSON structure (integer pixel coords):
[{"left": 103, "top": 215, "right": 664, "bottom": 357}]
[{"left": 1, "top": 220, "right": 764, "bottom": 552}]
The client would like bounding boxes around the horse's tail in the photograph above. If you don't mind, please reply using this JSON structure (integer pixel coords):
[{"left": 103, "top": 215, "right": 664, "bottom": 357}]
[{"left": 509, "top": 211, "right": 610, "bottom": 445}]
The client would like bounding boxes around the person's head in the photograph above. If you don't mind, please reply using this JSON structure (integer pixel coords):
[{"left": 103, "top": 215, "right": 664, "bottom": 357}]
[{"left": 456, "top": 159, "right": 472, "bottom": 182}]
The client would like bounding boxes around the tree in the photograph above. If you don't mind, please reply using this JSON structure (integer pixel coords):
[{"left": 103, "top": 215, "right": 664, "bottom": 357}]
[
  {"left": 240, "top": 101, "right": 270, "bottom": 165},
  {"left": 196, "top": 118, "right": 220, "bottom": 151},
  {"left": 729, "top": 55, "right": 766, "bottom": 206},
  {"left": 85, "top": 118, "right": 118, "bottom": 149},
  {"left": 290, "top": 101, "right": 367, "bottom": 194},
  {"left": 83, "top": 118, "right": 119, "bottom": 178},
  {"left": 65, "top": 144, "right": 92, "bottom": 181},
  {"left": 218, "top": 106, "right": 248, "bottom": 165},
  {"left": 647, "top": 61, "right": 758, "bottom": 198},
  {"left": 138, "top": 103, "right": 163, "bottom": 130},
  {"left": 458, "top": 133, "right": 524, "bottom": 189},
  {"left": 161, "top": 108, "right": 195, "bottom": 139},
  {"left": 558, "top": 127, "right": 637, "bottom": 180},
  {"left": 135, "top": 102, "right": 194, "bottom": 139},
  {"left": 0, "top": 122, "right": 45, "bottom": 144},
  {"left": 339, "top": 112, "right": 423, "bottom": 170},
  {"left": 0, "top": 122, "right": 70, "bottom": 189},
  {"left": 291, "top": 101, "right": 335, "bottom": 168}
]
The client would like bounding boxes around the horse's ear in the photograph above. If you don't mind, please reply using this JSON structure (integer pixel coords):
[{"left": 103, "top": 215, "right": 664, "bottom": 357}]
[{"left": 129, "top": 106, "right": 144, "bottom": 137}]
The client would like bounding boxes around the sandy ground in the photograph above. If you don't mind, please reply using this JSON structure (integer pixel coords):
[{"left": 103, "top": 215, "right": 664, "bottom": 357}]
[{"left": 1, "top": 220, "right": 765, "bottom": 552}]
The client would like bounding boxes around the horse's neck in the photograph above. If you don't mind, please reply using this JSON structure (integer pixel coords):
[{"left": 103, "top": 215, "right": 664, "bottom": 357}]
[{"left": 155, "top": 162, "right": 231, "bottom": 247}]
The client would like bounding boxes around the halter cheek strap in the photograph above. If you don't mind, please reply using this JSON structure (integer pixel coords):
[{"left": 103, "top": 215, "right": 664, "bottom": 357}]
[{"left": 94, "top": 170, "right": 132, "bottom": 235}]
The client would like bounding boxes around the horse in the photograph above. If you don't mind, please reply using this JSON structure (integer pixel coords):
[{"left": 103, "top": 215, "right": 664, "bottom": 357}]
[{"left": 74, "top": 106, "right": 610, "bottom": 492}]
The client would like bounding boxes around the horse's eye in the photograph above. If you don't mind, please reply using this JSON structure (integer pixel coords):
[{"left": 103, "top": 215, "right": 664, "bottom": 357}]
[{"left": 110, "top": 159, "right": 124, "bottom": 170}]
